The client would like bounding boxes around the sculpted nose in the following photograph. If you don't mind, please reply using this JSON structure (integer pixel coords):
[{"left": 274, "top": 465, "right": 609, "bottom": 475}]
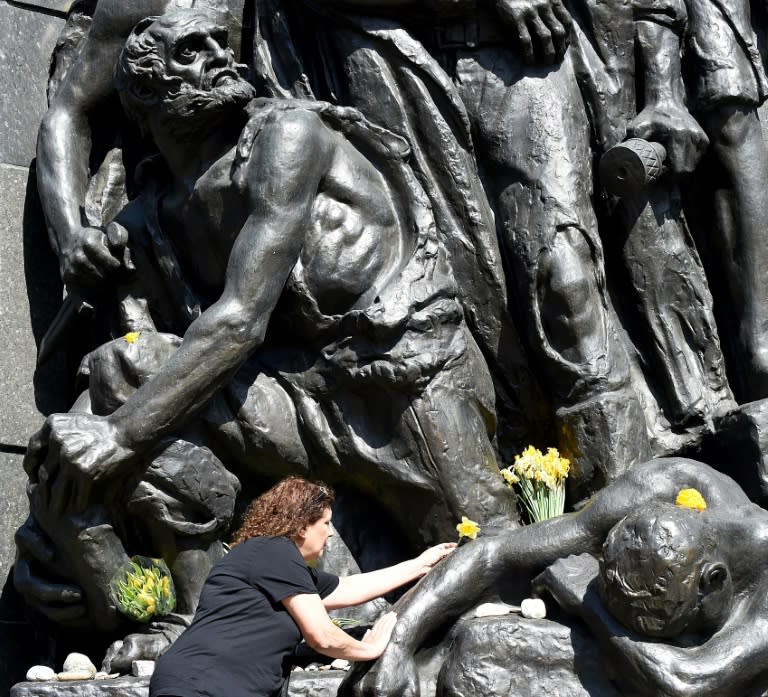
[{"left": 205, "top": 37, "right": 229, "bottom": 66}]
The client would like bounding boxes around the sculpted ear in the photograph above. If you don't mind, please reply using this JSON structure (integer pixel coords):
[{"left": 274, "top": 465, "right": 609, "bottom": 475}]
[{"left": 700, "top": 562, "right": 729, "bottom": 594}]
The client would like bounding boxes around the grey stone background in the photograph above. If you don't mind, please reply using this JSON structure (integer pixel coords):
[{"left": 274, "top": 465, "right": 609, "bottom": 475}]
[{"left": 0, "top": 1, "right": 72, "bottom": 693}]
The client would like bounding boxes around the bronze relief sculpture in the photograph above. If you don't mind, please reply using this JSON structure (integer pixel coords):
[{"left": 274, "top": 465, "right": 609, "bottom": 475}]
[{"left": 14, "top": 0, "right": 768, "bottom": 693}]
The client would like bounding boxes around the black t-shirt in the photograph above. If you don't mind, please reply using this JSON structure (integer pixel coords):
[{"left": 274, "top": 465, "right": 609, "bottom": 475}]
[{"left": 150, "top": 536, "right": 339, "bottom": 697}]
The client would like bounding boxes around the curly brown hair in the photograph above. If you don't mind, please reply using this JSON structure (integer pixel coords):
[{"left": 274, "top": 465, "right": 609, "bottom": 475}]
[{"left": 230, "top": 476, "right": 335, "bottom": 546}]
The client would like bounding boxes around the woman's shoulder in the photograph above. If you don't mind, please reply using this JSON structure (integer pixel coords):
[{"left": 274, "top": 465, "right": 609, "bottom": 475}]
[{"left": 233, "top": 536, "right": 300, "bottom": 559}]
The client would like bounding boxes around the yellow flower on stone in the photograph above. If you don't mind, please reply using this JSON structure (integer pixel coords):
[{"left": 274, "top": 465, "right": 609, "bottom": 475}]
[
  {"left": 456, "top": 516, "right": 481, "bottom": 541},
  {"left": 676, "top": 488, "right": 707, "bottom": 511},
  {"left": 124, "top": 331, "right": 141, "bottom": 344}
]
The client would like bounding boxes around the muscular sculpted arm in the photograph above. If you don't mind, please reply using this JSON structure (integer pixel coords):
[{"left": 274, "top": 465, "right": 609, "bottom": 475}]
[
  {"left": 628, "top": 0, "right": 708, "bottom": 174},
  {"left": 32, "top": 111, "right": 333, "bottom": 508},
  {"left": 37, "top": 0, "right": 169, "bottom": 291}
]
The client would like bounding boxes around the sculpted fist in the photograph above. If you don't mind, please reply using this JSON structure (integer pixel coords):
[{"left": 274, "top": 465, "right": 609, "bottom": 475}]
[
  {"left": 102, "top": 632, "right": 174, "bottom": 674},
  {"left": 25, "top": 412, "right": 135, "bottom": 513},
  {"left": 14, "top": 516, "right": 87, "bottom": 625},
  {"left": 495, "top": 0, "right": 572, "bottom": 64},
  {"left": 57, "top": 224, "right": 125, "bottom": 292},
  {"left": 628, "top": 103, "right": 709, "bottom": 177}
]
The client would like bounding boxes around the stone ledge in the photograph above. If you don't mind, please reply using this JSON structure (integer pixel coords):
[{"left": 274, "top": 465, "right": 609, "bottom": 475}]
[
  {"left": 11, "top": 671, "right": 345, "bottom": 697},
  {"left": 12, "top": 677, "right": 148, "bottom": 697}
]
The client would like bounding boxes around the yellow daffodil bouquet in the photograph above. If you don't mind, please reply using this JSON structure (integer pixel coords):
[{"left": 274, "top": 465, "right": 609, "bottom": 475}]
[
  {"left": 500, "top": 446, "right": 570, "bottom": 523},
  {"left": 109, "top": 556, "right": 176, "bottom": 623}
]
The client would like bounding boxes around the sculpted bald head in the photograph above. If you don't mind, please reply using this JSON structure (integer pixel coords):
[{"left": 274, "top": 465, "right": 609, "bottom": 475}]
[{"left": 600, "top": 502, "right": 731, "bottom": 638}]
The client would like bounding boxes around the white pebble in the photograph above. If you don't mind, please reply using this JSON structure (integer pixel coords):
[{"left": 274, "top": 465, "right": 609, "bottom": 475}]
[
  {"left": 474, "top": 602, "right": 513, "bottom": 618},
  {"left": 26, "top": 666, "right": 57, "bottom": 682},
  {"left": 94, "top": 672, "right": 120, "bottom": 680},
  {"left": 330, "top": 659, "right": 350, "bottom": 670},
  {"left": 63, "top": 653, "right": 97, "bottom": 677},
  {"left": 521, "top": 598, "right": 547, "bottom": 619},
  {"left": 132, "top": 660, "right": 156, "bottom": 677}
]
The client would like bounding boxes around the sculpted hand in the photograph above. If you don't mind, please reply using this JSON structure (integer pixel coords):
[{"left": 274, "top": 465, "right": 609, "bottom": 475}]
[
  {"left": 532, "top": 553, "right": 600, "bottom": 616},
  {"left": 342, "top": 638, "right": 420, "bottom": 697},
  {"left": 13, "top": 517, "right": 87, "bottom": 625},
  {"left": 25, "top": 413, "right": 135, "bottom": 513},
  {"left": 628, "top": 103, "right": 709, "bottom": 177},
  {"left": 415, "top": 542, "right": 456, "bottom": 575},
  {"left": 58, "top": 224, "right": 126, "bottom": 292},
  {"left": 495, "top": 0, "right": 572, "bottom": 64}
]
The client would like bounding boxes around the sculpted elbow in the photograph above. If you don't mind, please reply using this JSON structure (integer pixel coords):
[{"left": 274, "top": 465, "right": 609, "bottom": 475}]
[
  {"left": 649, "top": 664, "right": 714, "bottom": 697},
  {"left": 214, "top": 307, "right": 264, "bottom": 348}
]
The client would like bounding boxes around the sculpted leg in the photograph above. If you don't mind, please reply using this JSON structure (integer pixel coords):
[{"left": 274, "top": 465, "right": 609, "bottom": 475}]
[
  {"left": 536, "top": 228, "right": 651, "bottom": 497},
  {"left": 700, "top": 105, "right": 768, "bottom": 400},
  {"left": 454, "top": 48, "right": 650, "bottom": 498},
  {"left": 403, "top": 337, "right": 520, "bottom": 537}
]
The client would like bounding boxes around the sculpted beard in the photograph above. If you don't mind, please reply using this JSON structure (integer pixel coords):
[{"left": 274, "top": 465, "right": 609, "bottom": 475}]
[{"left": 160, "top": 72, "right": 256, "bottom": 138}]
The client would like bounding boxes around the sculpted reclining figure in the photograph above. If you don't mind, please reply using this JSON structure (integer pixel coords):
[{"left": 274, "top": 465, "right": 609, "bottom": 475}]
[
  {"left": 16, "top": 8, "right": 519, "bottom": 670},
  {"left": 341, "top": 457, "right": 768, "bottom": 697}
]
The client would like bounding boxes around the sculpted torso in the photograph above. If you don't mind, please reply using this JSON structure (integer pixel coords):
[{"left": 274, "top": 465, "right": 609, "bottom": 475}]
[{"left": 159, "top": 114, "right": 402, "bottom": 316}]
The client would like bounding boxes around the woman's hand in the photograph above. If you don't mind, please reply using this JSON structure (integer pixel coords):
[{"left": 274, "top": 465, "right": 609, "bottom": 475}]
[
  {"left": 414, "top": 542, "right": 456, "bottom": 576},
  {"left": 360, "top": 611, "right": 398, "bottom": 656}
]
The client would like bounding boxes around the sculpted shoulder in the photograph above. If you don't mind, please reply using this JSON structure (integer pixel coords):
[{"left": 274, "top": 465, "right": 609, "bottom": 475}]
[{"left": 243, "top": 107, "right": 332, "bottom": 172}]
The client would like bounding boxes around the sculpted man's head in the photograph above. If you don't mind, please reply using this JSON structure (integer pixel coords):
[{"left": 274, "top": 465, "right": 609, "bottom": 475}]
[
  {"left": 115, "top": 9, "right": 256, "bottom": 137},
  {"left": 599, "top": 502, "right": 732, "bottom": 639}
]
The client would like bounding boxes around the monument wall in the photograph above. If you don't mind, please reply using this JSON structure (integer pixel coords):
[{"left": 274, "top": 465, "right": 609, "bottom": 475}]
[{"left": 0, "top": 2, "right": 71, "bottom": 693}]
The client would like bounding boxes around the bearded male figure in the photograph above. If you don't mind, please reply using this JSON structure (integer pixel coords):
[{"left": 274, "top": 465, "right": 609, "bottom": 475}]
[{"left": 16, "top": 9, "right": 518, "bottom": 670}]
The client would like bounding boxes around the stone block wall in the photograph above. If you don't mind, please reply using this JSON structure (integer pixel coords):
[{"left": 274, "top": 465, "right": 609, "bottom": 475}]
[{"left": 0, "top": 2, "right": 71, "bottom": 693}]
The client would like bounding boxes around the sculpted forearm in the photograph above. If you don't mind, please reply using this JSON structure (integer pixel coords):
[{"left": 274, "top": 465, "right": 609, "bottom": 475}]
[
  {"left": 635, "top": 18, "right": 685, "bottom": 108},
  {"left": 108, "top": 297, "right": 267, "bottom": 454},
  {"left": 587, "top": 612, "right": 730, "bottom": 697},
  {"left": 387, "top": 541, "right": 497, "bottom": 650},
  {"left": 37, "top": 106, "right": 92, "bottom": 250}
]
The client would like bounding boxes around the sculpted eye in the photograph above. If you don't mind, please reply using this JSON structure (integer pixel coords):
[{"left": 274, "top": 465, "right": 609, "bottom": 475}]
[{"left": 175, "top": 43, "right": 198, "bottom": 64}]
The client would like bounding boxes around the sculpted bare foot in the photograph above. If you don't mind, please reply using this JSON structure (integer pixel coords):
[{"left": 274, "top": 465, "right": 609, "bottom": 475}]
[{"left": 101, "top": 631, "right": 172, "bottom": 674}]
